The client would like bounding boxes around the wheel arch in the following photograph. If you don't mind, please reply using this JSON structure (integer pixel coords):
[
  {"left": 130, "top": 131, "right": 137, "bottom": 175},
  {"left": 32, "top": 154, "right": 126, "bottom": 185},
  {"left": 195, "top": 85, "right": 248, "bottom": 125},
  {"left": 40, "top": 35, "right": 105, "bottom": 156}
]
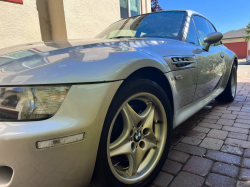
[
  {"left": 234, "top": 57, "right": 238, "bottom": 68},
  {"left": 120, "top": 67, "right": 174, "bottom": 115}
]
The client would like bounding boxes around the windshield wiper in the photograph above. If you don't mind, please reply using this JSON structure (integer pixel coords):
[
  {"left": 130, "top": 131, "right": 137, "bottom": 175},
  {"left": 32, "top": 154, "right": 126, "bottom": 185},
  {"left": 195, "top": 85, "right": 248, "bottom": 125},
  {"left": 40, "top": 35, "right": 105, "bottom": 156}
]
[{"left": 109, "top": 36, "right": 139, "bottom": 39}]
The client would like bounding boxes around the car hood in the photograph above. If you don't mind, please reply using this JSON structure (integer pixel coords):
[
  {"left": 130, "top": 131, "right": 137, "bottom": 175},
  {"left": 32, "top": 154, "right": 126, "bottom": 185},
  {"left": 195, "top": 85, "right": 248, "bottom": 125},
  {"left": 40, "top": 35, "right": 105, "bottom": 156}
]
[{"left": 0, "top": 38, "right": 182, "bottom": 85}]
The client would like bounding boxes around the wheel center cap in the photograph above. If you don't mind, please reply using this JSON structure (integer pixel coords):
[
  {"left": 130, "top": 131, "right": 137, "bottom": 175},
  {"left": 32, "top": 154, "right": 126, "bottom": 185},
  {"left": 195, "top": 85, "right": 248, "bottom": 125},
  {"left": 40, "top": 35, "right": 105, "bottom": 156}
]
[{"left": 134, "top": 132, "right": 141, "bottom": 142}]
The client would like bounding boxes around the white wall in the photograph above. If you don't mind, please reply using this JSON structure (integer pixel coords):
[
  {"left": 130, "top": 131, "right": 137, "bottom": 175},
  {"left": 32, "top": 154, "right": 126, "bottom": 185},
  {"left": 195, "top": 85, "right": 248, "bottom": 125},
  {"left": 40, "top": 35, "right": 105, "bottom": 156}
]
[
  {"left": 63, "top": 0, "right": 121, "bottom": 40},
  {"left": 63, "top": 0, "right": 152, "bottom": 40},
  {"left": 0, "top": 0, "right": 152, "bottom": 49},
  {"left": 0, "top": 0, "right": 42, "bottom": 49},
  {"left": 142, "top": 0, "right": 151, "bottom": 14}
]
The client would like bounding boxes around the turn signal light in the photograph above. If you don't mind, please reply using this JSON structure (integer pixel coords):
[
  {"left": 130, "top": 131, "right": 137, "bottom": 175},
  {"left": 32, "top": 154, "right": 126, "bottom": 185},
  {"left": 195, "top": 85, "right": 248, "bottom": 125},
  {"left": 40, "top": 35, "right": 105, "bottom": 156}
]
[{"left": 37, "top": 133, "right": 85, "bottom": 149}]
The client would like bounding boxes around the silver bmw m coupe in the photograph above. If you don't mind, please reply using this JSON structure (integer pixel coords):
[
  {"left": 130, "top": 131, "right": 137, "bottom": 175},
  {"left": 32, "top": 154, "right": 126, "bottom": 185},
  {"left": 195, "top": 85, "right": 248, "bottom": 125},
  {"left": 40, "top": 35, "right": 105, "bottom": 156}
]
[{"left": 0, "top": 10, "right": 237, "bottom": 187}]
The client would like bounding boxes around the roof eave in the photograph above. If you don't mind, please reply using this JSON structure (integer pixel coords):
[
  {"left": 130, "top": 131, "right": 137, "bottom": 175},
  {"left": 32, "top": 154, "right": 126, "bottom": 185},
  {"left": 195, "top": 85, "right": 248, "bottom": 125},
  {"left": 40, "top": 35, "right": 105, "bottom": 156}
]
[{"left": 222, "top": 36, "right": 246, "bottom": 40}]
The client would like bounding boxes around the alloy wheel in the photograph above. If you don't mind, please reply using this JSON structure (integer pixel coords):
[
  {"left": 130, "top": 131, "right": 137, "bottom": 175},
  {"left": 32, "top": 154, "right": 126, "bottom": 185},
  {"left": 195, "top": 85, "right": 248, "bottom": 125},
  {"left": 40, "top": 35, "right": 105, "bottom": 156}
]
[{"left": 107, "top": 92, "right": 167, "bottom": 184}]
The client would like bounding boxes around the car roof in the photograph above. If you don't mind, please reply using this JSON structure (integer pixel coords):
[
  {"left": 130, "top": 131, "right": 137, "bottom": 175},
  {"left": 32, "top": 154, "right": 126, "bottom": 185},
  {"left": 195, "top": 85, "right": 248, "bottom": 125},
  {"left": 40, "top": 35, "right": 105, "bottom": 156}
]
[
  {"left": 185, "top": 10, "right": 205, "bottom": 17},
  {"left": 158, "top": 10, "right": 206, "bottom": 19}
]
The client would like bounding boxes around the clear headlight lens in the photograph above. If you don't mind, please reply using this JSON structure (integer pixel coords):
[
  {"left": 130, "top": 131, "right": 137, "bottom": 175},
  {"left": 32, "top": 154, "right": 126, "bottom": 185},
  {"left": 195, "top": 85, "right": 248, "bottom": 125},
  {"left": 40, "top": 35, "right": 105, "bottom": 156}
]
[{"left": 0, "top": 86, "right": 71, "bottom": 121}]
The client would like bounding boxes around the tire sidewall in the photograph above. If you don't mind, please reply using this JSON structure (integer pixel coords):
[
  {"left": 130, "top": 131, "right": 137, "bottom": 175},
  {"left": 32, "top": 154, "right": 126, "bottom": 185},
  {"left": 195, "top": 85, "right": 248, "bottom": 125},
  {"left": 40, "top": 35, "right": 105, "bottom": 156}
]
[
  {"left": 216, "top": 62, "right": 238, "bottom": 102},
  {"left": 93, "top": 79, "right": 173, "bottom": 187},
  {"left": 231, "top": 63, "right": 237, "bottom": 98},
  {"left": 228, "top": 62, "right": 237, "bottom": 100}
]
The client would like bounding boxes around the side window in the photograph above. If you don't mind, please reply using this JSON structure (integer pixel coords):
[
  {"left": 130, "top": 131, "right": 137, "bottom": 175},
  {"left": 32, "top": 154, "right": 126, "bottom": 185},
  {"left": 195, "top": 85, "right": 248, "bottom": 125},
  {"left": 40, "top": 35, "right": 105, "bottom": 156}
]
[
  {"left": 193, "top": 16, "right": 211, "bottom": 46},
  {"left": 206, "top": 21, "right": 216, "bottom": 32},
  {"left": 186, "top": 18, "right": 199, "bottom": 45}
]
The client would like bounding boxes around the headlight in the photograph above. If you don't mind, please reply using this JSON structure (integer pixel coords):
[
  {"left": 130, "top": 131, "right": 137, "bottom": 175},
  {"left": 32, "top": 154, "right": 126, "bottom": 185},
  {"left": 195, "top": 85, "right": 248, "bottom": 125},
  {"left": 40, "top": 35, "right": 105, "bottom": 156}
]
[{"left": 0, "top": 86, "right": 71, "bottom": 121}]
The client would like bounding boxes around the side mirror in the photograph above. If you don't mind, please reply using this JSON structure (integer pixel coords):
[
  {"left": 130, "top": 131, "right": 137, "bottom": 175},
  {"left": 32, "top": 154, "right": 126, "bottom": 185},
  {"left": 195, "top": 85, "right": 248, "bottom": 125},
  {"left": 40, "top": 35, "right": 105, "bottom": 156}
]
[{"left": 203, "top": 32, "right": 223, "bottom": 51}]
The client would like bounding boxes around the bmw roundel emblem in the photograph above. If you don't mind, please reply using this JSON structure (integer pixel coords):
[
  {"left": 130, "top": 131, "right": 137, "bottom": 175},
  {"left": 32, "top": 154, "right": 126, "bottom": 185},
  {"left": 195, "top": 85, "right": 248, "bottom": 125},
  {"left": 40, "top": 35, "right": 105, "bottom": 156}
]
[{"left": 134, "top": 132, "right": 141, "bottom": 142}]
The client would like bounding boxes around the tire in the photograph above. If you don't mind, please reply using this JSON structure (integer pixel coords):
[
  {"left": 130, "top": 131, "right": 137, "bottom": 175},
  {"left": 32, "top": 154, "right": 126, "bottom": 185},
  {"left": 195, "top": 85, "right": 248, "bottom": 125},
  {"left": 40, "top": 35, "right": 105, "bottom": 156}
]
[
  {"left": 92, "top": 79, "right": 173, "bottom": 187},
  {"left": 216, "top": 62, "right": 237, "bottom": 102}
]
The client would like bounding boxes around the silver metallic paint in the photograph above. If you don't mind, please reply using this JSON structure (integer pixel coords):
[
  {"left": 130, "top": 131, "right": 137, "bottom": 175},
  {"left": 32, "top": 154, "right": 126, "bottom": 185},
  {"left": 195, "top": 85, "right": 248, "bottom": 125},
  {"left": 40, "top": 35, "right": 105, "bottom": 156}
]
[
  {"left": 0, "top": 10, "right": 237, "bottom": 187},
  {"left": 0, "top": 39, "right": 172, "bottom": 85},
  {"left": 0, "top": 81, "right": 122, "bottom": 187}
]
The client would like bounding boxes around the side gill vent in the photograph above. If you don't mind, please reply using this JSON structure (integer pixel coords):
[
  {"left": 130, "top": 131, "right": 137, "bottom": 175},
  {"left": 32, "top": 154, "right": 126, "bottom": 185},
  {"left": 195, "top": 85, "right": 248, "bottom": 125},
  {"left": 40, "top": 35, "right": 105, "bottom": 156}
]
[{"left": 171, "top": 57, "right": 193, "bottom": 67}]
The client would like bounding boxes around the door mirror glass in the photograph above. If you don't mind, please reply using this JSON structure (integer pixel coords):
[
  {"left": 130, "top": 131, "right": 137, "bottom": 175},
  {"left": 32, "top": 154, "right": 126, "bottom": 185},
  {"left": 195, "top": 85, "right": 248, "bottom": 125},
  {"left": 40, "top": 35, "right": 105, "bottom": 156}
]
[{"left": 203, "top": 32, "right": 223, "bottom": 51}]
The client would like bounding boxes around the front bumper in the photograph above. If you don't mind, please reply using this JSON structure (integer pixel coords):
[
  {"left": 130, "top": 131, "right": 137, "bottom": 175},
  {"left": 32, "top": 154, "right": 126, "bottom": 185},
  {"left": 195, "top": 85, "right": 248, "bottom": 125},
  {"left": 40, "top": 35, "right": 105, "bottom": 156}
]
[{"left": 0, "top": 81, "right": 122, "bottom": 187}]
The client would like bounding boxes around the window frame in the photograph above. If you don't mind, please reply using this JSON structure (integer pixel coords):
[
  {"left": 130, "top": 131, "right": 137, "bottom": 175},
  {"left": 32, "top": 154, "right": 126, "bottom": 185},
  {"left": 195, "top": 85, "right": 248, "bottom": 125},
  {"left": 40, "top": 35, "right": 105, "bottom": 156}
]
[
  {"left": 98, "top": 11, "right": 188, "bottom": 41},
  {"left": 205, "top": 19, "right": 223, "bottom": 46},
  {"left": 120, "top": 0, "right": 141, "bottom": 18},
  {"left": 206, "top": 20, "right": 218, "bottom": 33},
  {"left": 186, "top": 17, "right": 200, "bottom": 46},
  {"left": 192, "top": 15, "right": 212, "bottom": 46},
  {"left": 190, "top": 15, "right": 221, "bottom": 46}
]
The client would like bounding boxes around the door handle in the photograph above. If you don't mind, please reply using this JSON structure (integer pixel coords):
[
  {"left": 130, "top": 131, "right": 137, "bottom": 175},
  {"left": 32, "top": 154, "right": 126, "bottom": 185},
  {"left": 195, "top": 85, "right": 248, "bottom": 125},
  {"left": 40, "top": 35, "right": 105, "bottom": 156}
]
[{"left": 220, "top": 53, "right": 224, "bottom": 58}]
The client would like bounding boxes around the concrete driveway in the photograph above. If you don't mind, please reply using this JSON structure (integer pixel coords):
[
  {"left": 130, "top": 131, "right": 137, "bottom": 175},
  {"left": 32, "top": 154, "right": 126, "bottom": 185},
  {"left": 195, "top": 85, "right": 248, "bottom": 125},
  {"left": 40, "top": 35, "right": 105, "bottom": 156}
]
[{"left": 150, "top": 65, "right": 250, "bottom": 187}]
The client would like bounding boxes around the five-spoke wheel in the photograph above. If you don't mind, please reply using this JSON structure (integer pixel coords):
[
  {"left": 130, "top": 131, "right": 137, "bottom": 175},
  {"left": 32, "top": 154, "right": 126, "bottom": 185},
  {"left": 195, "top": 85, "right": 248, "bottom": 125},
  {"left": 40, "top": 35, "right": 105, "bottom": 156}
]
[
  {"left": 93, "top": 79, "right": 172, "bottom": 187},
  {"left": 108, "top": 93, "right": 167, "bottom": 183}
]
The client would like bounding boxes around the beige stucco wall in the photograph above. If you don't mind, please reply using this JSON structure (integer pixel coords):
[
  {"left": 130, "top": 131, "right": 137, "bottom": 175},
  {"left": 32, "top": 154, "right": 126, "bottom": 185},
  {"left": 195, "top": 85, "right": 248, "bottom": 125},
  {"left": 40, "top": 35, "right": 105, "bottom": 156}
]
[
  {"left": 0, "top": 0, "right": 152, "bottom": 49},
  {"left": 47, "top": 0, "right": 67, "bottom": 40},
  {"left": 142, "top": 0, "right": 152, "bottom": 14},
  {"left": 63, "top": 0, "right": 121, "bottom": 39},
  {"left": 63, "top": 0, "right": 151, "bottom": 40},
  {"left": 0, "top": 0, "right": 42, "bottom": 49}
]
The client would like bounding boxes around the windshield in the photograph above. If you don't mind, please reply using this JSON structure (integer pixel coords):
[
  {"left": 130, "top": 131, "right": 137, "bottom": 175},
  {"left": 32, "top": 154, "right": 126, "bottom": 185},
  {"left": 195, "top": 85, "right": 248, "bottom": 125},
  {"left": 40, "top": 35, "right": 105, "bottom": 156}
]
[{"left": 96, "top": 11, "right": 187, "bottom": 40}]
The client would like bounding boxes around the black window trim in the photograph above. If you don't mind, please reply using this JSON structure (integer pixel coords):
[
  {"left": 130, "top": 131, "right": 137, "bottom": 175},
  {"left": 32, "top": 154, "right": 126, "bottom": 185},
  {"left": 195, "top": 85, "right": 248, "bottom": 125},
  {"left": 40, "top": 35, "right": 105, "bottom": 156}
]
[
  {"left": 190, "top": 14, "right": 222, "bottom": 47},
  {"left": 191, "top": 14, "right": 218, "bottom": 32},
  {"left": 205, "top": 19, "right": 223, "bottom": 45}
]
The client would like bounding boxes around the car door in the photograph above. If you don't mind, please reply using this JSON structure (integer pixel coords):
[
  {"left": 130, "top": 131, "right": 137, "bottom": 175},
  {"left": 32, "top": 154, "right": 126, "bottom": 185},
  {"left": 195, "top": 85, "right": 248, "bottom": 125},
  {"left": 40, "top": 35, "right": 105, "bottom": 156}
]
[
  {"left": 206, "top": 20, "right": 227, "bottom": 87},
  {"left": 188, "top": 16, "right": 225, "bottom": 101}
]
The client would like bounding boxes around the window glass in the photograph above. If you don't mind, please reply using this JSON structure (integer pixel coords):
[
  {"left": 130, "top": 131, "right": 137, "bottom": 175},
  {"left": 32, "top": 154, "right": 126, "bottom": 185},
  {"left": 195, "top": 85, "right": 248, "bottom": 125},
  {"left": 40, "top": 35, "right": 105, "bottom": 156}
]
[
  {"left": 206, "top": 20, "right": 221, "bottom": 46},
  {"left": 193, "top": 16, "right": 211, "bottom": 46},
  {"left": 206, "top": 21, "right": 216, "bottom": 32},
  {"left": 130, "top": 0, "right": 140, "bottom": 16},
  {"left": 97, "top": 11, "right": 187, "bottom": 40},
  {"left": 186, "top": 18, "right": 199, "bottom": 45},
  {"left": 120, "top": 0, "right": 128, "bottom": 18}
]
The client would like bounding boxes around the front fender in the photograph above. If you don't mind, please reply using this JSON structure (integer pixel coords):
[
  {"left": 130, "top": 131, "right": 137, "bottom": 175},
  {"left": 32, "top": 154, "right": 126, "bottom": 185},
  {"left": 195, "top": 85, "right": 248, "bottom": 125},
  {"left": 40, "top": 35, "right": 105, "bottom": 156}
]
[
  {"left": 220, "top": 45, "right": 237, "bottom": 86},
  {"left": 0, "top": 49, "right": 170, "bottom": 85}
]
